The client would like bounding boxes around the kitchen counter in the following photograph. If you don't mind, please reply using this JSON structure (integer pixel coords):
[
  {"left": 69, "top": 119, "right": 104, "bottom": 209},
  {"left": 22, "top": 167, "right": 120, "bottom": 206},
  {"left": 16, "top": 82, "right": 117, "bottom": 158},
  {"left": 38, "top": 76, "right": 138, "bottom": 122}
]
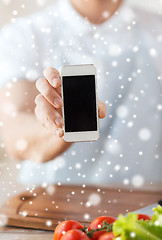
[
  {"left": 0, "top": 185, "right": 161, "bottom": 240},
  {"left": 0, "top": 227, "right": 53, "bottom": 240}
]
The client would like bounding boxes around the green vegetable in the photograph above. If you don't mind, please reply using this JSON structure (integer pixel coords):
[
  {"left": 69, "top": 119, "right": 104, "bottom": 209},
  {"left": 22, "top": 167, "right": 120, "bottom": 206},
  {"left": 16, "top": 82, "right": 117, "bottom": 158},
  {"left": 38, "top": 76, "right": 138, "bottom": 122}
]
[
  {"left": 138, "top": 220, "right": 162, "bottom": 238},
  {"left": 152, "top": 205, "right": 162, "bottom": 226},
  {"left": 113, "top": 205, "right": 162, "bottom": 240}
]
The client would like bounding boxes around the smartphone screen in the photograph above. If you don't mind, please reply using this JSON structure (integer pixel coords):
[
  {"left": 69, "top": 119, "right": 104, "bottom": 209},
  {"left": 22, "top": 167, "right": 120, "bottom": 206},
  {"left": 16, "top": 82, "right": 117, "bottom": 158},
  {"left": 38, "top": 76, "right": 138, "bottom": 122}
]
[{"left": 62, "top": 75, "right": 97, "bottom": 132}]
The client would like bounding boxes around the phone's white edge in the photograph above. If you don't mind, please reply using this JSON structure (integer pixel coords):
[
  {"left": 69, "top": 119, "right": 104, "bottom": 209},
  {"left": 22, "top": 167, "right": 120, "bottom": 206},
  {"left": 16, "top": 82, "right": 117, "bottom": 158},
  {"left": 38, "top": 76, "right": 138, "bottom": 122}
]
[
  {"left": 60, "top": 64, "right": 99, "bottom": 143},
  {"left": 63, "top": 131, "right": 99, "bottom": 142},
  {"left": 60, "top": 64, "right": 96, "bottom": 76}
]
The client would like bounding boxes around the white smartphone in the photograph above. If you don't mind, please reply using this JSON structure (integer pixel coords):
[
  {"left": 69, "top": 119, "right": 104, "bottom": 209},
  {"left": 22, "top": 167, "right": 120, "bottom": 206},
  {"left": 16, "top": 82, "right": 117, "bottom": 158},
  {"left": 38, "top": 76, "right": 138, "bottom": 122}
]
[{"left": 61, "top": 64, "right": 99, "bottom": 142}]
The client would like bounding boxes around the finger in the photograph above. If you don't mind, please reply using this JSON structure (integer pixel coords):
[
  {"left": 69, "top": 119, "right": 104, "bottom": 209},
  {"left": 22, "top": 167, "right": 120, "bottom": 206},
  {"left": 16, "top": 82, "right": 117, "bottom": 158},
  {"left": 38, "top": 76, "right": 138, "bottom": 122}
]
[
  {"left": 43, "top": 67, "right": 61, "bottom": 88},
  {"left": 35, "top": 94, "right": 64, "bottom": 128},
  {"left": 98, "top": 100, "right": 107, "bottom": 119},
  {"left": 35, "top": 106, "right": 53, "bottom": 130},
  {"left": 36, "top": 78, "right": 63, "bottom": 108},
  {"left": 56, "top": 86, "right": 62, "bottom": 96},
  {"left": 55, "top": 128, "right": 64, "bottom": 138},
  {"left": 35, "top": 106, "right": 63, "bottom": 137}
]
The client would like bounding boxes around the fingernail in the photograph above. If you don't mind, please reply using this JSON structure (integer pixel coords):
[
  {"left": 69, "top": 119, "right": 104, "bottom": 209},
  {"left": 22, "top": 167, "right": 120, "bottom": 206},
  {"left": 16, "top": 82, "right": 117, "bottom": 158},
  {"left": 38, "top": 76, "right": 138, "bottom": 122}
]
[
  {"left": 54, "top": 97, "right": 62, "bottom": 107},
  {"left": 55, "top": 117, "right": 63, "bottom": 127},
  {"left": 53, "top": 77, "right": 59, "bottom": 87},
  {"left": 56, "top": 129, "right": 60, "bottom": 137}
]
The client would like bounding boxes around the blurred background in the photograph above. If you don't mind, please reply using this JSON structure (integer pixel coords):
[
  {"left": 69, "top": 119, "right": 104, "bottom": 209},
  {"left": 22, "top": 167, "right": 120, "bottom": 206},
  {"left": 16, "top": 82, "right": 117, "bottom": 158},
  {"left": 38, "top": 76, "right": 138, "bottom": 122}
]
[
  {"left": 0, "top": 0, "right": 162, "bottom": 206},
  {"left": 0, "top": 0, "right": 162, "bottom": 28}
]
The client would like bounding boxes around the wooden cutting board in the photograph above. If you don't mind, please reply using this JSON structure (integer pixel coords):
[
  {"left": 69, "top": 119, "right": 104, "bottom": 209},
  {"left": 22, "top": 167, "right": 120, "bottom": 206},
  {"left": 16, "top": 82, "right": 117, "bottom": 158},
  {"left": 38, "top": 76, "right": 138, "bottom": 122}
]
[{"left": 0, "top": 184, "right": 161, "bottom": 231}]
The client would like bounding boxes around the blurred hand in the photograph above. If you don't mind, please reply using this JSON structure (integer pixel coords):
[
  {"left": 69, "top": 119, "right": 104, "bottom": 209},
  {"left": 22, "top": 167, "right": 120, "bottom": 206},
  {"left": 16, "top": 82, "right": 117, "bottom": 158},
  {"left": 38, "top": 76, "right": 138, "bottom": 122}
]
[
  {"left": 35, "top": 67, "right": 107, "bottom": 138},
  {"left": 0, "top": 80, "right": 74, "bottom": 163}
]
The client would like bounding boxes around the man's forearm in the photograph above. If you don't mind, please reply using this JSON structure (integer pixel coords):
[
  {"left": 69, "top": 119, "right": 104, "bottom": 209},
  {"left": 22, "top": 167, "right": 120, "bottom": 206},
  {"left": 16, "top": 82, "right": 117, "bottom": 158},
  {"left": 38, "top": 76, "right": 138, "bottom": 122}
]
[
  {"left": 0, "top": 81, "right": 72, "bottom": 162},
  {"left": 2, "top": 110, "right": 72, "bottom": 162},
  {"left": 2, "top": 112, "right": 48, "bottom": 161}
]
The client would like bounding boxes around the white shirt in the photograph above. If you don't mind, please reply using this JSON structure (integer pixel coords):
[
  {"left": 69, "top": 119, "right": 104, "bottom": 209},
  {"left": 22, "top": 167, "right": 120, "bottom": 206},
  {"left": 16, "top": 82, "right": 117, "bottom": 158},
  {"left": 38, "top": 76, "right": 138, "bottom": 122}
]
[{"left": 0, "top": 0, "right": 162, "bottom": 190}]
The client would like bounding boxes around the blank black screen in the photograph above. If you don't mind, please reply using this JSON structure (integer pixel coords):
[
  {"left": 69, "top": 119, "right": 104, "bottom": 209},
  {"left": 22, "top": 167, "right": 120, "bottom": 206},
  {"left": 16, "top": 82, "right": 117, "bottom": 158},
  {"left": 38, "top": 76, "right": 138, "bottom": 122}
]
[{"left": 63, "top": 75, "right": 97, "bottom": 132}]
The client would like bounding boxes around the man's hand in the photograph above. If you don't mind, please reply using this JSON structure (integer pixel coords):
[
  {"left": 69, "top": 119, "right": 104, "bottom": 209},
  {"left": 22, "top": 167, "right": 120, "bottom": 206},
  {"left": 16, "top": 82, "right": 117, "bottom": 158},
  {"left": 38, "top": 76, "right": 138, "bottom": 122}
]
[
  {"left": 0, "top": 67, "right": 106, "bottom": 163},
  {"left": 35, "top": 67, "right": 107, "bottom": 137},
  {"left": 0, "top": 81, "right": 72, "bottom": 163}
]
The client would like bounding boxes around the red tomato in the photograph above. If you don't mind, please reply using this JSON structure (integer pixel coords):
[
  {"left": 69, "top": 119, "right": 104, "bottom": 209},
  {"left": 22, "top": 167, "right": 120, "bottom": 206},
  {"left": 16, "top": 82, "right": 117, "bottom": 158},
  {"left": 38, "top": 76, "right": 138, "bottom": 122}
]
[
  {"left": 89, "top": 231, "right": 109, "bottom": 240},
  {"left": 88, "top": 216, "right": 116, "bottom": 230},
  {"left": 137, "top": 214, "right": 152, "bottom": 221},
  {"left": 98, "top": 232, "right": 115, "bottom": 240},
  {"left": 88, "top": 216, "right": 116, "bottom": 240},
  {"left": 60, "top": 229, "right": 90, "bottom": 240},
  {"left": 53, "top": 220, "right": 84, "bottom": 240}
]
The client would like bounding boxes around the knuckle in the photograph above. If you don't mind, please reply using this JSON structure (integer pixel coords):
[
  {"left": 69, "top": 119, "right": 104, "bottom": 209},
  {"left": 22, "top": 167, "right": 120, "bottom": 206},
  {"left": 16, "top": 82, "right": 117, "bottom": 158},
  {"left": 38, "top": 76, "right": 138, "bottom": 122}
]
[
  {"left": 38, "top": 77, "right": 45, "bottom": 82},
  {"left": 43, "top": 67, "right": 51, "bottom": 76},
  {"left": 36, "top": 79, "right": 52, "bottom": 100},
  {"left": 43, "top": 67, "right": 59, "bottom": 79},
  {"left": 35, "top": 94, "right": 44, "bottom": 105},
  {"left": 36, "top": 78, "right": 45, "bottom": 91},
  {"left": 36, "top": 77, "right": 45, "bottom": 84}
]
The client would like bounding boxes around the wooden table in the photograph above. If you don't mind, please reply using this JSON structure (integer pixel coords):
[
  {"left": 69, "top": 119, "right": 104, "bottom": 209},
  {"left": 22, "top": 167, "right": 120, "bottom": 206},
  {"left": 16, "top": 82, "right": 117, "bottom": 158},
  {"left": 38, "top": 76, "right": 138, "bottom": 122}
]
[
  {"left": 0, "top": 185, "right": 161, "bottom": 239},
  {"left": 0, "top": 227, "right": 53, "bottom": 240}
]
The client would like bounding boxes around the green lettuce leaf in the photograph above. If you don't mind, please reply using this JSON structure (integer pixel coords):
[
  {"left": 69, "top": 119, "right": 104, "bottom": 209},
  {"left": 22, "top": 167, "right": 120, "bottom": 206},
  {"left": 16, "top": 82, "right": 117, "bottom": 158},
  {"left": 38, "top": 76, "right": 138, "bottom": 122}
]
[
  {"left": 152, "top": 205, "right": 162, "bottom": 226},
  {"left": 113, "top": 210, "right": 162, "bottom": 240},
  {"left": 138, "top": 219, "right": 162, "bottom": 238}
]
